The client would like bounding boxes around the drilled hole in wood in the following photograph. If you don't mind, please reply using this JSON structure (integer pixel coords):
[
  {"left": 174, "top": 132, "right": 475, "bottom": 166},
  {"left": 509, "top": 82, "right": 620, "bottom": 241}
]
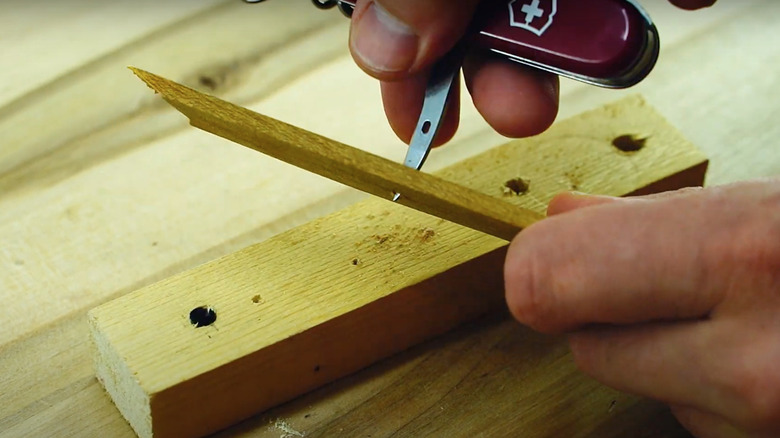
[
  {"left": 189, "top": 306, "right": 217, "bottom": 328},
  {"left": 251, "top": 295, "right": 263, "bottom": 304},
  {"left": 503, "top": 178, "right": 529, "bottom": 196},
  {"left": 612, "top": 134, "right": 647, "bottom": 152}
]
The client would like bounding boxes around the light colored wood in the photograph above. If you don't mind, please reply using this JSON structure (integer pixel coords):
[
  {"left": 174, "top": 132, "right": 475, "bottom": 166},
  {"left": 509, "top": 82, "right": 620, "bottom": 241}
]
[
  {"left": 0, "top": 1, "right": 348, "bottom": 347},
  {"left": 132, "top": 68, "right": 543, "bottom": 240},
  {"left": 90, "top": 95, "right": 707, "bottom": 438},
  {"left": 2, "top": 1, "right": 779, "bottom": 437},
  {"left": 0, "top": 0, "right": 342, "bottom": 195}
]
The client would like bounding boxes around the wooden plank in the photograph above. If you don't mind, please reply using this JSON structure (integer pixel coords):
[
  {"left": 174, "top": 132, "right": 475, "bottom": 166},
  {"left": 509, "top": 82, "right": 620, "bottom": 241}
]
[
  {"left": 0, "top": 0, "right": 225, "bottom": 107},
  {"left": 0, "top": 1, "right": 341, "bottom": 192},
  {"left": 132, "top": 68, "right": 543, "bottom": 240},
  {"left": 1, "top": 3, "right": 776, "bottom": 438},
  {"left": 89, "top": 95, "right": 707, "bottom": 438},
  {"left": 2, "top": 3, "right": 775, "bottom": 437},
  {"left": 0, "top": 4, "right": 349, "bottom": 347}
]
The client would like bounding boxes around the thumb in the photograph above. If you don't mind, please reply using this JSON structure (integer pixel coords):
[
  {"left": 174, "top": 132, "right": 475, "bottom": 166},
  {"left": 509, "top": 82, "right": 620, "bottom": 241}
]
[
  {"left": 504, "top": 189, "right": 730, "bottom": 334},
  {"left": 349, "top": 0, "right": 480, "bottom": 79},
  {"left": 546, "top": 192, "right": 621, "bottom": 216},
  {"left": 548, "top": 187, "right": 708, "bottom": 216}
]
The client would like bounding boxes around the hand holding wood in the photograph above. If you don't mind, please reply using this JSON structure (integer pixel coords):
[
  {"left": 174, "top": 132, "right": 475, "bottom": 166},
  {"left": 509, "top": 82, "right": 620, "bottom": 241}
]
[{"left": 505, "top": 179, "right": 780, "bottom": 437}]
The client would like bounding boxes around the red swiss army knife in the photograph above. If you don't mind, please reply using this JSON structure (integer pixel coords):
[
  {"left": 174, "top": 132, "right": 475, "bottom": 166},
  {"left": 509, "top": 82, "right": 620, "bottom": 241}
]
[{"left": 246, "top": 0, "right": 660, "bottom": 172}]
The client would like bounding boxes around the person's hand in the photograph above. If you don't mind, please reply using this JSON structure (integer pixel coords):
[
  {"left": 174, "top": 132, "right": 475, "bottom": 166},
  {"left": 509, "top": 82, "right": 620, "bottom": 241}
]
[
  {"left": 504, "top": 179, "right": 780, "bottom": 437},
  {"left": 348, "top": 0, "right": 717, "bottom": 145}
]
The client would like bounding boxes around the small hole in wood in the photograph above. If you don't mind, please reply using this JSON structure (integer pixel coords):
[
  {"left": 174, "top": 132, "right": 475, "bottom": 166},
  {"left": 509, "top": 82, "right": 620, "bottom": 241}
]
[
  {"left": 421, "top": 120, "right": 432, "bottom": 135},
  {"left": 189, "top": 306, "right": 217, "bottom": 328},
  {"left": 503, "top": 178, "right": 530, "bottom": 196},
  {"left": 314, "top": 365, "right": 321, "bottom": 372},
  {"left": 351, "top": 258, "right": 360, "bottom": 266},
  {"left": 612, "top": 135, "right": 647, "bottom": 152},
  {"left": 251, "top": 295, "right": 263, "bottom": 304},
  {"left": 198, "top": 75, "right": 218, "bottom": 91}
]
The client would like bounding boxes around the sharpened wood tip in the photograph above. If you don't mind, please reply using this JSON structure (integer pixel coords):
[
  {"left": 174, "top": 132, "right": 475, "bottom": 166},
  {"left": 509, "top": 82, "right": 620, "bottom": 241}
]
[
  {"left": 130, "top": 67, "right": 162, "bottom": 95},
  {"left": 129, "top": 67, "right": 545, "bottom": 240},
  {"left": 130, "top": 67, "right": 166, "bottom": 94}
]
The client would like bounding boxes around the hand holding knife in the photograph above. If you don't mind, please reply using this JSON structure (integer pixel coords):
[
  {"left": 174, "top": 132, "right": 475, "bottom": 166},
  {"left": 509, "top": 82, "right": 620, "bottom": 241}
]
[{"left": 246, "top": 0, "right": 659, "bottom": 172}]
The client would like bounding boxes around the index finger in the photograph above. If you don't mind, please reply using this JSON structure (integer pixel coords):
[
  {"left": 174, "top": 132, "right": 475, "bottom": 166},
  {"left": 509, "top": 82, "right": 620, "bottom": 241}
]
[{"left": 503, "top": 188, "right": 741, "bottom": 333}]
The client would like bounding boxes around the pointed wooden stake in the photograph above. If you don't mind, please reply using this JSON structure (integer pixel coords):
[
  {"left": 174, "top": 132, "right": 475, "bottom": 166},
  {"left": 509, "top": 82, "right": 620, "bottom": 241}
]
[{"left": 131, "top": 67, "right": 543, "bottom": 241}]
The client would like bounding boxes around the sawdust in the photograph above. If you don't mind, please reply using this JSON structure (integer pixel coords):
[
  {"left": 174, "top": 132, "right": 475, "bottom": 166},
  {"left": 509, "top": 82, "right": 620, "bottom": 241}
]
[
  {"left": 564, "top": 171, "right": 582, "bottom": 191},
  {"left": 374, "top": 234, "right": 392, "bottom": 245},
  {"left": 269, "top": 419, "right": 305, "bottom": 438},
  {"left": 417, "top": 227, "right": 436, "bottom": 242},
  {"left": 354, "top": 226, "right": 437, "bottom": 254}
]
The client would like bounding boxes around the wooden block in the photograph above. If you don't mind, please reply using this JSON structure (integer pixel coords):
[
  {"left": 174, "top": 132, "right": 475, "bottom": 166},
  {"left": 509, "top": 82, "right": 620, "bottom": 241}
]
[{"left": 89, "top": 95, "right": 708, "bottom": 438}]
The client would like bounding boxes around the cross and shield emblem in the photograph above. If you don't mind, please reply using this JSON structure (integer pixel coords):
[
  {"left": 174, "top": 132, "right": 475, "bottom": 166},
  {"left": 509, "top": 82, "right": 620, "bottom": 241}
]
[{"left": 508, "top": 0, "right": 558, "bottom": 36}]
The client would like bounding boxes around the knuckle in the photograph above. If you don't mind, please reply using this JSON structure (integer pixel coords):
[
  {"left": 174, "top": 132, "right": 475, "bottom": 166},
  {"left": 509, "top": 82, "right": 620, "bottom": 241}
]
[
  {"left": 504, "top": 224, "right": 558, "bottom": 333},
  {"left": 735, "top": 218, "right": 780, "bottom": 273},
  {"left": 729, "top": 345, "right": 780, "bottom": 428},
  {"left": 709, "top": 198, "right": 780, "bottom": 296},
  {"left": 568, "top": 334, "right": 597, "bottom": 372}
]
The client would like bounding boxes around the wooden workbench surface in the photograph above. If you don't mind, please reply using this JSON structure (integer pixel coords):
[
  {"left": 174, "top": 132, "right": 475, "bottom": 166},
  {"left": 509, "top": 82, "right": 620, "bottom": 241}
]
[{"left": 1, "top": 1, "right": 778, "bottom": 437}]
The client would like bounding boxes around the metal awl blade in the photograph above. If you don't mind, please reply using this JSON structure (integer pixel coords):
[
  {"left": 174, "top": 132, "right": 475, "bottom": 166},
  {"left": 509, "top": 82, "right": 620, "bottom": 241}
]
[{"left": 403, "top": 47, "right": 463, "bottom": 171}]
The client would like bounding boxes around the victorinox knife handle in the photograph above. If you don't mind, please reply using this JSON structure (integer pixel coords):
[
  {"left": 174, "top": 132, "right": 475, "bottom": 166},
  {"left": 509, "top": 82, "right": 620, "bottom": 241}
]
[{"left": 470, "top": 0, "right": 659, "bottom": 88}]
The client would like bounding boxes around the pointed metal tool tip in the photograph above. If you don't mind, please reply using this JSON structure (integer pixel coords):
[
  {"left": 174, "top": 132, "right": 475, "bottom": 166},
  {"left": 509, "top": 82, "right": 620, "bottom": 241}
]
[{"left": 392, "top": 192, "right": 401, "bottom": 202}]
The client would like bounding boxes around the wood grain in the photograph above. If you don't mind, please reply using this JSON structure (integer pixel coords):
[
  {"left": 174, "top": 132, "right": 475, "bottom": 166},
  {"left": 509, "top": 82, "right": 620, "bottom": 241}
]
[
  {"left": 0, "top": 1, "right": 342, "bottom": 196},
  {"left": 90, "top": 95, "right": 707, "bottom": 438},
  {"left": 2, "top": 1, "right": 778, "bottom": 437}
]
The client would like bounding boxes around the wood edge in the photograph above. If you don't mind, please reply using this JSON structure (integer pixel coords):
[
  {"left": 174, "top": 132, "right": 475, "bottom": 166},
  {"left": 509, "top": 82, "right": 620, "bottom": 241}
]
[
  {"left": 626, "top": 160, "right": 709, "bottom": 196},
  {"left": 88, "top": 310, "right": 153, "bottom": 438}
]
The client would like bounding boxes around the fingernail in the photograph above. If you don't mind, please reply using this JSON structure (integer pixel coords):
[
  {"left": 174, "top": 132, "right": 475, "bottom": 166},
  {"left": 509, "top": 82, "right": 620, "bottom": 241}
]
[
  {"left": 351, "top": 2, "right": 418, "bottom": 73},
  {"left": 569, "top": 191, "right": 618, "bottom": 199},
  {"left": 540, "top": 73, "right": 559, "bottom": 102}
]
